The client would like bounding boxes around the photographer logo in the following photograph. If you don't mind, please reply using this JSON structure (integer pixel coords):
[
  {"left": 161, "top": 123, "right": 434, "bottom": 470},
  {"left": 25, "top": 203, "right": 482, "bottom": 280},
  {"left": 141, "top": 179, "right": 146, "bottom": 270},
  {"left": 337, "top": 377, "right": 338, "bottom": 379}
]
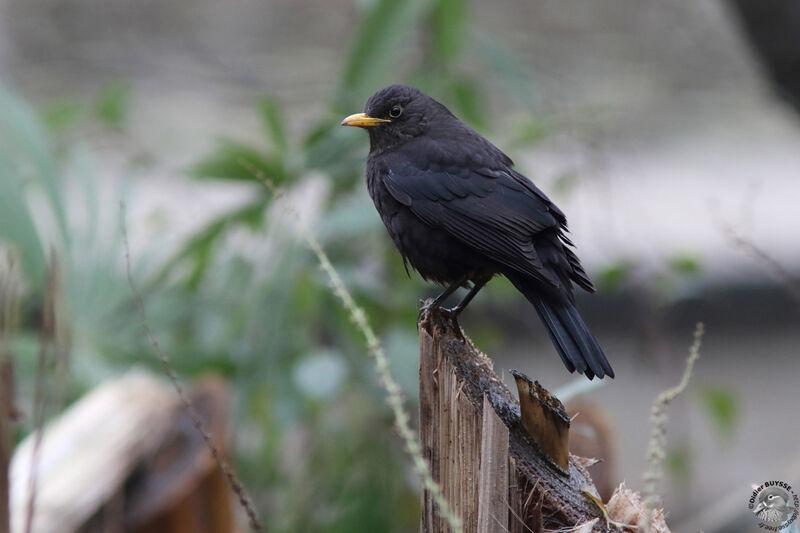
[{"left": 749, "top": 481, "right": 799, "bottom": 531}]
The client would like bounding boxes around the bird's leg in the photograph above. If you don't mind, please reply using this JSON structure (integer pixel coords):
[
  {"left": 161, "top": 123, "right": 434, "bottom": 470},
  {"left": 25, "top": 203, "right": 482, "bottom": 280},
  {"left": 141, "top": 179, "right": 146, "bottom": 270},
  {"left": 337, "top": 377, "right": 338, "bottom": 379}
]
[
  {"left": 420, "top": 275, "right": 469, "bottom": 313},
  {"left": 446, "top": 275, "right": 491, "bottom": 316}
]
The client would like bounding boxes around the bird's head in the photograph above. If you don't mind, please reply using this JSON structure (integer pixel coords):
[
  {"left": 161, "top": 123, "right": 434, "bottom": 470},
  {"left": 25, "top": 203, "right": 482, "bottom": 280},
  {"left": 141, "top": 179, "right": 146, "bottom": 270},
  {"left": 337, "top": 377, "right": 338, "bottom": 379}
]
[
  {"left": 766, "top": 493, "right": 788, "bottom": 508},
  {"left": 341, "top": 85, "right": 453, "bottom": 154}
]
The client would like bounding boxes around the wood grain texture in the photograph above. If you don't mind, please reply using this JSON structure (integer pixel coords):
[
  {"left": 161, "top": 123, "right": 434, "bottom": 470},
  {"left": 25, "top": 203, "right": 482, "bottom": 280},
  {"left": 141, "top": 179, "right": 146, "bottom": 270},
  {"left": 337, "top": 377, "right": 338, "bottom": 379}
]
[
  {"left": 511, "top": 370, "right": 571, "bottom": 472},
  {"left": 418, "top": 306, "right": 606, "bottom": 533},
  {"left": 476, "top": 397, "right": 508, "bottom": 533}
]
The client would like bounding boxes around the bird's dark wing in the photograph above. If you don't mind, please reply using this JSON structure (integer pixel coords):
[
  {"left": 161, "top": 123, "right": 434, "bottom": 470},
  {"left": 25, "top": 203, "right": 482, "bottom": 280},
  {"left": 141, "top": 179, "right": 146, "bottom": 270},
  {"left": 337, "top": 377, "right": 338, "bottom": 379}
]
[{"left": 378, "top": 147, "right": 594, "bottom": 293}]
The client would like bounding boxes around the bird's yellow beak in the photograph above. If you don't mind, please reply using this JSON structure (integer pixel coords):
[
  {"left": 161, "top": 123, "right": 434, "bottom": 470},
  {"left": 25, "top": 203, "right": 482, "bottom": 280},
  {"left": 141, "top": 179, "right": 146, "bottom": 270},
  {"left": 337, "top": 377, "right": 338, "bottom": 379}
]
[{"left": 341, "top": 112, "right": 391, "bottom": 128}]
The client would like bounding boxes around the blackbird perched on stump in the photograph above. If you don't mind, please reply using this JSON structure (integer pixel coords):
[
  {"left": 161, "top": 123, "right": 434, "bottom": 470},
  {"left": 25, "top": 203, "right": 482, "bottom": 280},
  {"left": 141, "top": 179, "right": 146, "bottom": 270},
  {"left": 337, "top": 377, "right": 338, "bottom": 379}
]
[{"left": 342, "top": 85, "right": 613, "bottom": 380}]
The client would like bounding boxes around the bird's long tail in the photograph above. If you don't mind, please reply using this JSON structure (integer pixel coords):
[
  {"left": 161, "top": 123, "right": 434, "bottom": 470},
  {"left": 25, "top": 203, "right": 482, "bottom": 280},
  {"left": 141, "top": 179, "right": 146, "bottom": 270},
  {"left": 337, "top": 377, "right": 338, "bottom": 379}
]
[{"left": 506, "top": 274, "right": 614, "bottom": 380}]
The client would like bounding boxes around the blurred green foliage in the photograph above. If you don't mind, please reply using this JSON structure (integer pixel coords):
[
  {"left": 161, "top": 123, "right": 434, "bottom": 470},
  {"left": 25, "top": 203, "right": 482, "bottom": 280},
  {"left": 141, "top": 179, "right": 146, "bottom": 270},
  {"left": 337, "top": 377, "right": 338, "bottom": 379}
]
[
  {"left": 0, "top": 1, "right": 545, "bottom": 531},
  {"left": 42, "top": 100, "right": 82, "bottom": 133},
  {"left": 697, "top": 385, "right": 740, "bottom": 440},
  {"left": 598, "top": 260, "right": 635, "bottom": 293},
  {"left": 669, "top": 255, "right": 703, "bottom": 277},
  {"left": 94, "top": 80, "right": 131, "bottom": 129},
  {"left": 664, "top": 443, "right": 693, "bottom": 483},
  {"left": 0, "top": 0, "right": 736, "bottom": 530}
]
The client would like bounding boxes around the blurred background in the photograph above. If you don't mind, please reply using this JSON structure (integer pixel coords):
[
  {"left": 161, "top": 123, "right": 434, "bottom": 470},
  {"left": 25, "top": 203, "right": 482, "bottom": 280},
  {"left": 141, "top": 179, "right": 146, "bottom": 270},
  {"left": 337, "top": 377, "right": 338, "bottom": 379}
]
[{"left": 1, "top": 0, "right": 799, "bottom": 531}]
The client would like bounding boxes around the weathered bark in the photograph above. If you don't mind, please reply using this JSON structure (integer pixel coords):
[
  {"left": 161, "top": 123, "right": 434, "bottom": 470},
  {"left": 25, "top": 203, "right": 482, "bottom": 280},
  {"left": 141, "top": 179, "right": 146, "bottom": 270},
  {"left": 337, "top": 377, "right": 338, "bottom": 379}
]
[
  {"left": 418, "top": 306, "right": 606, "bottom": 533},
  {"left": 8, "top": 371, "right": 235, "bottom": 533}
]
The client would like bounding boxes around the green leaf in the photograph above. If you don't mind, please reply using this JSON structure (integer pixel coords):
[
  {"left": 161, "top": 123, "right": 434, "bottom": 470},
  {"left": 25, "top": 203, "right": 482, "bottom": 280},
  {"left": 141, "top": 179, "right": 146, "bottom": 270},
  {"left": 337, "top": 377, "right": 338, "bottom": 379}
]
[
  {"left": 191, "top": 140, "right": 288, "bottom": 185},
  {"left": 42, "top": 101, "right": 83, "bottom": 132},
  {"left": 339, "top": 0, "right": 428, "bottom": 107},
  {"left": 95, "top": 80, "right": 130, "bottom": 129},
  {"left": 447, "top": 77, "right": 485, "bottom": 130},
  {"left": 669, "top": 253, "right": 702, "bottom": 276},
  {"left": 698, "top": 386, "right": 739, "bottom": 439},
  {"left": 0, "top": 172, "right": 46, "bottom": 287},
  {"left": 259, "top": 96, "right": 287, "bottom": 152},
  {"left": 0, "top": 83, "right": 66, "bottom": 281},
  {"left": 597, "top": 260, "right": 633, "bottom": 292},
  {"left": 430, "top": 0, "right": 467, "bottom": 65},
  {"left": 665, "top": 444, "right": 692, "bottom": 481},
  {"left": 150, "top": 199, "right": 268, "bottom": 288},
  {"left": 302, "top": 120, "right": 365, "bottom": 190}
]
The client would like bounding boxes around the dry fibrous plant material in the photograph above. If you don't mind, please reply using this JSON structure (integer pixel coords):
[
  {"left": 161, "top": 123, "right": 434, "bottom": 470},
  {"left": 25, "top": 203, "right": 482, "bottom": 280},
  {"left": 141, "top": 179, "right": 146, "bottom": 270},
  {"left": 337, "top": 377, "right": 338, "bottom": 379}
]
[{"left": 641, "top": 322, "right": 704, "bottom": 533}]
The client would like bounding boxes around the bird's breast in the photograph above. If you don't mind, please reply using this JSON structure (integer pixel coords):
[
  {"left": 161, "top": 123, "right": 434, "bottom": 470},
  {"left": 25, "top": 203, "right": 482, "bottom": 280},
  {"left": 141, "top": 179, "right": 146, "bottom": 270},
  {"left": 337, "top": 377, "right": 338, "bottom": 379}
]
[{"left": 366, "top": 165, "right": 496, "bottom": 285}]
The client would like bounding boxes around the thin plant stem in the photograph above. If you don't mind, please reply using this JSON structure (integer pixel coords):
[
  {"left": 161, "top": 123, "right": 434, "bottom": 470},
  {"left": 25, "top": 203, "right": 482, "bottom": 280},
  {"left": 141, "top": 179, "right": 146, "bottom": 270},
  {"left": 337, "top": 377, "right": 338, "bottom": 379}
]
[
  {"left": 23, "top": 260, "right": 58, "bottom": 533},
  {"left": 642, "top": 322, "right": 704, "bottom": 532},
  {"left": 121, "top": 203, "right": 264, "bottom": 532},
  {"left": 241, "top": 160, "right": 464, "bottom": 533}
]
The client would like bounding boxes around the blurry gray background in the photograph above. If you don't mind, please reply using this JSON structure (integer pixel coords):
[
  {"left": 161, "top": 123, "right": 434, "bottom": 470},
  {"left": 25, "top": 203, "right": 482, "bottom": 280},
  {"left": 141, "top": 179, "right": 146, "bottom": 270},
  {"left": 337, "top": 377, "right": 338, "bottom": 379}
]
[{"left": 2, "top": 1, "right": 799, "bottom": 532}]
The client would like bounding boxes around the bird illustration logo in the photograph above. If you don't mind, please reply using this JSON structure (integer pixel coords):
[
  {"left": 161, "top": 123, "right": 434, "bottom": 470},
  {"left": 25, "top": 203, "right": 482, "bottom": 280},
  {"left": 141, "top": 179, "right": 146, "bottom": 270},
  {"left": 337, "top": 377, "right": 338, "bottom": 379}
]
[{"left": 753, "top": 487, "right": 795, "bottom": 526}]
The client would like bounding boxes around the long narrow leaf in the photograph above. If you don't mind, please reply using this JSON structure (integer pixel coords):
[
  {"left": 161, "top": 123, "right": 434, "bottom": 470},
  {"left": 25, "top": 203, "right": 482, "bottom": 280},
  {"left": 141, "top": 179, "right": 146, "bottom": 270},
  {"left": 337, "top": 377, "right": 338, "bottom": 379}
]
[
  {"left": 191, "top": 140, "right": 288, "bottom": 185},
  {"left": 430, "top": 0, "right": 466, "bottom": 65},
  {"left": 0, "top": 84, "right": 71, "bottom": 247},
  {"left": 149, "top": 198, "right": 268, "bottom": 288},
  {"left": 338, "top": 0, "right": 429, "bottom": 109},
  {"left": 0, "top": 166, "right": 46, "bottom": 287},
  {"left": 259, "top": 96, "right": 287, "bottom": 152}
]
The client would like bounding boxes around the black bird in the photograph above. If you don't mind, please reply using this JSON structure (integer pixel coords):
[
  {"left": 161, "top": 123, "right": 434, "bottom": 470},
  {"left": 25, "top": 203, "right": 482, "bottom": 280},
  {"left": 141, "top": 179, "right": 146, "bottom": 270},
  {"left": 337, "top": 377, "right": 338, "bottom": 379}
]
[{"left": 342, "top": 85, "right": 613, "bottom": 379}]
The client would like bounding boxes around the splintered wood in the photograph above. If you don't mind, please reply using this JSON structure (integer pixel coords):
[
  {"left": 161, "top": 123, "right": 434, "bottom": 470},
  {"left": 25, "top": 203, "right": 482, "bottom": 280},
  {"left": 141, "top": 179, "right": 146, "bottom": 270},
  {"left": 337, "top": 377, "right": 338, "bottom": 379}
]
[
  {"left": 510, "top": 370, "right": 571, "bottom": 472},
  {"left": 418, "top": 306, "right": 606, "bottom": 533}
]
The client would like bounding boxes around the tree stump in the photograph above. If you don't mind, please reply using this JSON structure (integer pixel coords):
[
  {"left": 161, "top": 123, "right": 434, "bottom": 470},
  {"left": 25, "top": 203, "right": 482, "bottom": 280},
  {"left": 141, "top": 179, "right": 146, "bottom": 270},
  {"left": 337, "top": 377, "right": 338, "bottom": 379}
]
[{"left": 418, "top": 306, "right": 606, "bottom": 533}]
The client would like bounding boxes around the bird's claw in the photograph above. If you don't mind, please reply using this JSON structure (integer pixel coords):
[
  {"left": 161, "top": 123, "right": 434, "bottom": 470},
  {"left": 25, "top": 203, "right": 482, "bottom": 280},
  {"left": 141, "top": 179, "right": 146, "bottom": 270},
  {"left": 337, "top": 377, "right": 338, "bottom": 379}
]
[
  {"left": 418, "top": 300, "right": 443, "bottom": 321},
  {"left": 418, "top": 299, "right": 462, "bottom": 320},
  {"left": 418, "top": 300, "right": 435, "bottom": 319},
  {"left": 444, "top": 305, "right": 463, "bottom": 316}
]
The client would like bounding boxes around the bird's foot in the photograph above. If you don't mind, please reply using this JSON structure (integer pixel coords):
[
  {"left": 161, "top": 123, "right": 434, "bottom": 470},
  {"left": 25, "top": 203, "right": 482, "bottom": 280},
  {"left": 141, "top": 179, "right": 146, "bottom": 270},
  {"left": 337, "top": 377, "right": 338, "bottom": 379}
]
[
  {"left": 418, "top": 299, "right": 463, "bottom": 324},
  {"left": 418, "top": 298, "right": 443, "bottom": 321},
  {"left": 442, "top": 304, "right": 465, "bottom": 317},
  {"left": 418, "top": 300, "right": 465, "bottom": 340},
  {"left": 419, "top": 298, "right": 436, "bottom": 315}
]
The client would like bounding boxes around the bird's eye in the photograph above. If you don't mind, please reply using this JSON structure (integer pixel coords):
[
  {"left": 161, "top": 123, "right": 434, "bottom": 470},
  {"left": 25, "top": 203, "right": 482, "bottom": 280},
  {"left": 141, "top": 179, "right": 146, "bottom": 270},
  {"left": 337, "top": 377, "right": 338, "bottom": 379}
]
[{"left": 389, "top": 105, "right": 403, "bottom": 118}]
